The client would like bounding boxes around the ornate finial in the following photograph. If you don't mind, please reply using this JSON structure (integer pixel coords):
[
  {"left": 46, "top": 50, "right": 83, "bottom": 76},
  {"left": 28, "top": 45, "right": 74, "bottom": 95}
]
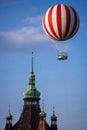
[
  {"left": 31, "top": 52, "right": 34, "bottom": 73},
  {"left": 53, "top": 105, "right": 55, "bottom": 115},
  {"left": 9, "top": 104, "right": 10, "bottom": 113},
  {"left": 42, "top": 100, "right": 44, "bottom": 112},
  {"left": 32, "top": 51, "right": 34, "bottom": 55}
]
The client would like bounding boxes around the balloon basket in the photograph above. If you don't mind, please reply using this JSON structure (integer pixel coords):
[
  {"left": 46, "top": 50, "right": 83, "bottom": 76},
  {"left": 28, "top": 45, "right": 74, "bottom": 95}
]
[{"left": 57, "top": 52, "right": 68, "bottom": 60}]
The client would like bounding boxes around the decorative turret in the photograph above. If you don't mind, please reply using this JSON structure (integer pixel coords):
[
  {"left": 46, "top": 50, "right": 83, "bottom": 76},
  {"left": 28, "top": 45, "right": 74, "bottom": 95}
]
[
  {"left": 38, "top": 102, "right": 46, "bottom": 130},
  {"left": 40, "top": 102, "right": 46, "bottom": 121},
  {"left": 5, "top": 105, "right": 12, "bottom": 130},
  {"left": 23, "top": 52, "right": 40, "bottom": 105},
  {"left": 50, "top": 106, "right": 58, "bottom": 130}
]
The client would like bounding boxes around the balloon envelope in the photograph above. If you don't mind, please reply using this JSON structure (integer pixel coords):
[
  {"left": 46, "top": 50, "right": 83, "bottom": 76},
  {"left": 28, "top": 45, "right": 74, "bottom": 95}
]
[{"left": 42, "top": 4, "right": 80, "bottom": 41}]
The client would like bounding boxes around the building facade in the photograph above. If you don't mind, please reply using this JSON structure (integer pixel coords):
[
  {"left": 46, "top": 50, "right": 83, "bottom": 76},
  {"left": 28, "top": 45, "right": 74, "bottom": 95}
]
[{"left": 5, "top": 53, "right": 58, "bottom": 130}]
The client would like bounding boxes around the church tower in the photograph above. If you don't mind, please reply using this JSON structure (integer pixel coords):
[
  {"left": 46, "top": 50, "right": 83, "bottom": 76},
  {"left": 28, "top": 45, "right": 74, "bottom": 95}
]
[
  {"left": 5, "top": 52, "right": 58, "bottom": 130},
  {"left": 13, "top": 52, "right": 41, "bottom": 130}
]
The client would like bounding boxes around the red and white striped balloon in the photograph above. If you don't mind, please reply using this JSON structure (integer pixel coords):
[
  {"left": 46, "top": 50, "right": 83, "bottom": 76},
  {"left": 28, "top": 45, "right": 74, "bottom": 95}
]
[{"left": 42, "top": 4, "right": 80, "bottom": 41}]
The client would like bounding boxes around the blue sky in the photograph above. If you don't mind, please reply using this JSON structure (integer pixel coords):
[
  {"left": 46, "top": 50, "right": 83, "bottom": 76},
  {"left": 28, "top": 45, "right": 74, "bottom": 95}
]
[{"left": 0, "top": 0, "right": 87, "bottom": 130}]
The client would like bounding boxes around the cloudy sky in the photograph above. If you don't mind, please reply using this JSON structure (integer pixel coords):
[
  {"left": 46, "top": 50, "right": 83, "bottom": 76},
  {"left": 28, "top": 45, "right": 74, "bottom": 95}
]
[{"left": 0, "top": 0, "right": 87, "bottom": 130}]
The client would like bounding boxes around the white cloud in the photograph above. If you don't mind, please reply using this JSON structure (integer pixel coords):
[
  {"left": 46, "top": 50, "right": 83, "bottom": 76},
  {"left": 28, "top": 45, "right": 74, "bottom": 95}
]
[
  {"left": 0, "top": 26, "right": 48, "bottom": 45},
  {"left": 25, "top": 16, "right": 42, "bottom": 24},
  {"left": 0, "top": 15, "right": 49, "bottom": 53}
]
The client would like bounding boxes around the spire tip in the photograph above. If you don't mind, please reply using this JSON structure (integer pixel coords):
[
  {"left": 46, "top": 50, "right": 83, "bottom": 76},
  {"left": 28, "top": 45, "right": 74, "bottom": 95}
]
[{"left": 32, "top": 51, "right": 34, "bottom": 55}]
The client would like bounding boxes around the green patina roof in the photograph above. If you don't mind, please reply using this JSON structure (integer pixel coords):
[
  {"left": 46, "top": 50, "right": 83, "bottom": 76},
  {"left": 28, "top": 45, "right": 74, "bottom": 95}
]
[
  {"left": 23, "top": 52, "right": 40, "bottom": 99},
  {"left": 51, "top": 113, "right": 57, "bottom": 120},
  {"left": 51, "top": 106, "right": 57, "bottom": 120},
  {"left": 23, "top": 86, "right": 40, "bottom": 98}
]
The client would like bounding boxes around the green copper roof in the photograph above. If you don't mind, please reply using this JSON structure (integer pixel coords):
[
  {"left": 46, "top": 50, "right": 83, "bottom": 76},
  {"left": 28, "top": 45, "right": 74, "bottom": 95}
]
[
  {"left": 23, "top": 52, "right": 40, "bottom": 99},
  {"left": 23, "top": 85, "right": 40, "bottom": 98},
  {"left": 51, "top": 113, "right": 57, "bottom": 120},
  {"left": 51, "top": 106, "right": 57, "bottom": 120}
]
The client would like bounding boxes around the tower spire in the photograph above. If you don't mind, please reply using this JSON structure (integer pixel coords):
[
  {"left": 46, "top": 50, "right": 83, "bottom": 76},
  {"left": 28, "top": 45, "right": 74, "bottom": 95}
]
[
  {"left": 51, "top": 105, "right": 57, "bottom": 121},
  {"left": 42, "top": 101, "right": 44, "bottom": 112},
  {"left": 8, "top": 105, "right": 10, "bottom": 115},
  {"left": 6, "top": 105, "right": 12, "bottom": 120},
  {"left": 23, "top": 52, "right": 40, "bottom": 99},
  {"left": 31, "top": 52, "right": 34, "bottom": 73},
  {"left": 53, "top": 105, "right": 55, "bottom": 116},
  {"left": 28, "top": 52, "right": 35, "bottom": 86}
]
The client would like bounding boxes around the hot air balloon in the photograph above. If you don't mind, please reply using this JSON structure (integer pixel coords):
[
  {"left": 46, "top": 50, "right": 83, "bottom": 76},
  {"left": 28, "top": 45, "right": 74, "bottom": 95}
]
[{"left": 42, "top": 4, "right": 80, "bottom": 60}]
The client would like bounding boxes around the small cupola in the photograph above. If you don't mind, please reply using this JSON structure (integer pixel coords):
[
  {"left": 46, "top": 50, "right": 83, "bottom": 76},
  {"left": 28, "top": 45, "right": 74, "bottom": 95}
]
[
  {"left": 40, "top": 102, "right": 46, "bottom": 121},
  {"left": 6, "top": 105, "right": 12, "bottom": 124},
  {"left": 51, "top": 106, "right": 57, "bottom": 126}
]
